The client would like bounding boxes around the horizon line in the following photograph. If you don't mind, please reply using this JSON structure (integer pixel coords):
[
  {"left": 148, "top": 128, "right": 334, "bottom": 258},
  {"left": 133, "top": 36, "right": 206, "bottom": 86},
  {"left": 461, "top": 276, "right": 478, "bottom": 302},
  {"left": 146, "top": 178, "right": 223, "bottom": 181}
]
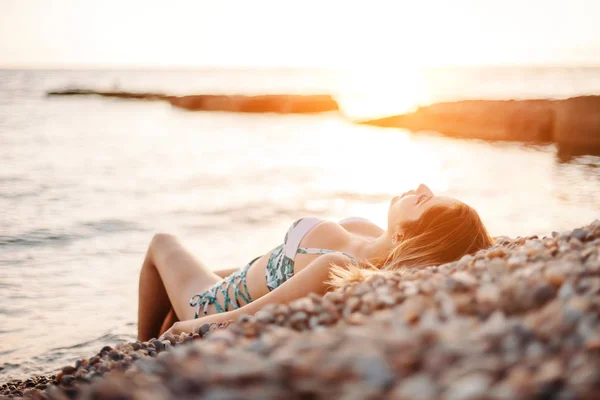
[{"left": 2, "top": 62, "right": 600, "bottom": 72}]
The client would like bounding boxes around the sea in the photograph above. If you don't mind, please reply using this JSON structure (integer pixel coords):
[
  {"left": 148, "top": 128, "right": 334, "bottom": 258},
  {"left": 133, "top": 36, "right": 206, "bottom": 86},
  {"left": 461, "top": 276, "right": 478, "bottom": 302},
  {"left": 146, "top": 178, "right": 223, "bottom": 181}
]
[{"left": 1, "top": 67, "right": 600, "bottom": 381}]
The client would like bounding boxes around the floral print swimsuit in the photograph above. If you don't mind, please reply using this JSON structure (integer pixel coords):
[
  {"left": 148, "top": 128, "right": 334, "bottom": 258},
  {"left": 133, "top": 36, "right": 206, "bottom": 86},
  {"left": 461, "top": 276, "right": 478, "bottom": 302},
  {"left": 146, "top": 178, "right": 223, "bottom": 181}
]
[{"left": 190, "top": 217, "right": 363, "bottom": 318}]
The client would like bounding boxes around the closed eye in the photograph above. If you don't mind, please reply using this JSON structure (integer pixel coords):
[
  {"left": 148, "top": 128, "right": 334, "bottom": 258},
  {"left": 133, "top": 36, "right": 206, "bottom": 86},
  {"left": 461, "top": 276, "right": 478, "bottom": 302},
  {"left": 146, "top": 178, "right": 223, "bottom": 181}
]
[{"left": 418, "top": 195, "right": 432, "bottom": 205}]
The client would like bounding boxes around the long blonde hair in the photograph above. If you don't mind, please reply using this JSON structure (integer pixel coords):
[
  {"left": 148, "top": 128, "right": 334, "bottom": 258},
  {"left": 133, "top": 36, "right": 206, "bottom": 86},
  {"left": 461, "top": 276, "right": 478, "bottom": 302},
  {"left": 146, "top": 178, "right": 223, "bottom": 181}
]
[{"left": 328, "top": 201, "right": 493, "bottom": 288}]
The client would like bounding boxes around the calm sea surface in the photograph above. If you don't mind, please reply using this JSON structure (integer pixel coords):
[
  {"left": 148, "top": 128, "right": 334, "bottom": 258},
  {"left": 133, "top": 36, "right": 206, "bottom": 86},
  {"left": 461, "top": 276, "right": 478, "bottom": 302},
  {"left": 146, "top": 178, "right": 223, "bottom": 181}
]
[{"left": 1, "top": 68, "right": 600, "bottom": 381}]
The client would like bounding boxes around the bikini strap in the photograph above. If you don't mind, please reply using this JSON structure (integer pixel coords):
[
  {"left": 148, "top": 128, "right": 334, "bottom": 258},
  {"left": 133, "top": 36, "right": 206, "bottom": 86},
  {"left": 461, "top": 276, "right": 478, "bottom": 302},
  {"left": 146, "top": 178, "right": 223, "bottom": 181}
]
[{"left": 282, "top": 217, "right": 323, "bottom": 259}]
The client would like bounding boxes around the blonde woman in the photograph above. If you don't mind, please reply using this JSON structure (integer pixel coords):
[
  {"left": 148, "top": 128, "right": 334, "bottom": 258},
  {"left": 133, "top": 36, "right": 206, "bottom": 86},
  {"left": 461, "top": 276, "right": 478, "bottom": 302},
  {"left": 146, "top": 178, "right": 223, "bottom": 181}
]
[{"left": 137, "top": 184, "right": 493, "bottom": 341}]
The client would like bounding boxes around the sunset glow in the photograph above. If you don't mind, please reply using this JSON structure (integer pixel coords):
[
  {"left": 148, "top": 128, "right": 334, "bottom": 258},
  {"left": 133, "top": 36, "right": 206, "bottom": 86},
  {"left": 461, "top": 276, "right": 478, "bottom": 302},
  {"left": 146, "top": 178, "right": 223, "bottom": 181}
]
[
  {"left": 2, "top": 0, "right": 600, "bottom": 388},
  {"left": 1, "top": 0, "right": 599, "bottom": 69}
]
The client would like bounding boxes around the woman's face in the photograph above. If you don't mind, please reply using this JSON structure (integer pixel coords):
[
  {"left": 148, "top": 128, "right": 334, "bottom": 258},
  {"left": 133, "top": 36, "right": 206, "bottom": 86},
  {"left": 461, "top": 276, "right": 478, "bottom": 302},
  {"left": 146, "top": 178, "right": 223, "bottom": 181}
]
[{"left": 387, "top": 184, "right": 458, "bottom": 236}]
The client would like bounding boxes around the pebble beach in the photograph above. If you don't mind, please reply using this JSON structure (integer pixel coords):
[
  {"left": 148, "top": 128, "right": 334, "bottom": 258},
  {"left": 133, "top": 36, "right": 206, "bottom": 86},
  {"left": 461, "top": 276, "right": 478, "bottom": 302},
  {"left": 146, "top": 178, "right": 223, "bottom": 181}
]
[
  {"left": 2, "top": 220, "right": 600, "bottom": 399},
  {"left": 3, "top": 69, "right": 600, "bottom": 382}
]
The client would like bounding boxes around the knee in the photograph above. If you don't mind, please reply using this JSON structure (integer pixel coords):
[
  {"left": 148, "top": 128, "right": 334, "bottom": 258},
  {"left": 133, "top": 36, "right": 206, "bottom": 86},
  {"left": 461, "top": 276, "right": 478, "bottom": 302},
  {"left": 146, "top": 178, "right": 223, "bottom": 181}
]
[{"left": 150, "top": 233, "right": 178, "bottom": 250}]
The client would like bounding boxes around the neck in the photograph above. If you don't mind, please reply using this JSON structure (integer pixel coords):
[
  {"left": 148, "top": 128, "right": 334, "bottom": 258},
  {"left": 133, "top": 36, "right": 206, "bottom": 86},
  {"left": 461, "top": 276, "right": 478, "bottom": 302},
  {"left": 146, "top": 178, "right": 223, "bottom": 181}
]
[{"left": 353, "top": 232, "right": 394, "bottom": 266}]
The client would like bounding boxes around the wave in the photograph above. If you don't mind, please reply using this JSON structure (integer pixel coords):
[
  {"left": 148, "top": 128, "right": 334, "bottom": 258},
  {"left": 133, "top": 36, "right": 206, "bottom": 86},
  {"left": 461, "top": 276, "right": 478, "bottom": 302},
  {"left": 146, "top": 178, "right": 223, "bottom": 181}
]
[
  {"left": 78, "top": 219, "right": 144, "bottom": 234},
  {"left": 0, "top": 229, "right": 77, "bottom": 247},
  {"left": 0, "top": 331, "right": 139, "bottom": 380},
  {"left": 49, "top": 332, "right": 135, "bottom": 352},
  {"left": 0, "top": 176, "right": 48, "bottom": 200},
  {"left": 0, "top": 349, "right": 18, "bottom": 357},
  {"left": 0, "top": 219, "right": 145, "bottom": 248}
]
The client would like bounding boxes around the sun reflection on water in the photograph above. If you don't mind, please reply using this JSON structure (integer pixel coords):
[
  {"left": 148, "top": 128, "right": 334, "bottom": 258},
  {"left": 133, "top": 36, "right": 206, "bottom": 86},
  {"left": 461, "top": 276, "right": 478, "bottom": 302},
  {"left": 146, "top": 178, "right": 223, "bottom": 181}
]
[{"left": 304, "top": 119, "right": 451, "bottom": 227}]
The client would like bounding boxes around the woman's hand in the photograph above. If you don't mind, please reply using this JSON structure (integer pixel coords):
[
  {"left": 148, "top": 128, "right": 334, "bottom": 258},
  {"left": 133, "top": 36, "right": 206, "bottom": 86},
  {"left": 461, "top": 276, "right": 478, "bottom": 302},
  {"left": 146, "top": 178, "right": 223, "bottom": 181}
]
[
  {"left": 159, "top": 312, "right": 236, "bottom": 339},
  {"left": 160, "top": 319, "right": 198, "bottom": 338},
  {"left": 159, "top": 253, "right": 343, "bottom": 341}
]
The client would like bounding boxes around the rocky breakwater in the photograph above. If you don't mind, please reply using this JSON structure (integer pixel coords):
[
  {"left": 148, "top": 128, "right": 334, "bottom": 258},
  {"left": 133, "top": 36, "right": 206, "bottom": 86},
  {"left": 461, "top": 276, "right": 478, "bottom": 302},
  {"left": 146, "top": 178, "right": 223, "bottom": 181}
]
[
  {"left": 47, "top": 89, "right": 340, "bottom": 114},
  {"left": 3, "top": 220, "right": 600, "bottom": 399},
  {"left": 167, "top": 94, "right": 339, "bottom": 113},
  {"left": 46, "top": 89, "right": 168, "bottom": 101},
  {"left": 360, "top": 96, "right": 600, "bottom": 157}
]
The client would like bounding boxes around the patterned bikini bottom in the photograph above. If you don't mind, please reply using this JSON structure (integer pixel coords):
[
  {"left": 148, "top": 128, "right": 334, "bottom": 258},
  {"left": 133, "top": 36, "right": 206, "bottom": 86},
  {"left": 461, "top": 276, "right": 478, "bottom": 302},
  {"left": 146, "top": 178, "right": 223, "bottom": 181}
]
[{"left": 189, "top": 256, "right": 260, "bottom": 318}]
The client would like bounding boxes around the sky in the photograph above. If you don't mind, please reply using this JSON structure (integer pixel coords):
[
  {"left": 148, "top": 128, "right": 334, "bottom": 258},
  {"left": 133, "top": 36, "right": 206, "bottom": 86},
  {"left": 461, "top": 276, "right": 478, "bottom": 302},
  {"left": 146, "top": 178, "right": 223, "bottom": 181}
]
[{"left": 0, "top": 0, "right": 599, "bottom": 69}]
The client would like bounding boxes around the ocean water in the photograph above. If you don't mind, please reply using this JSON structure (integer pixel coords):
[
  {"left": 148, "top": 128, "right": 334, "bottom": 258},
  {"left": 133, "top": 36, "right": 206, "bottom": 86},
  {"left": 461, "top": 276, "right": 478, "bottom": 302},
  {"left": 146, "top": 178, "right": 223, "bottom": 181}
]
[{"left": 1, "top": 68, "right": 600, "bottom": 381}]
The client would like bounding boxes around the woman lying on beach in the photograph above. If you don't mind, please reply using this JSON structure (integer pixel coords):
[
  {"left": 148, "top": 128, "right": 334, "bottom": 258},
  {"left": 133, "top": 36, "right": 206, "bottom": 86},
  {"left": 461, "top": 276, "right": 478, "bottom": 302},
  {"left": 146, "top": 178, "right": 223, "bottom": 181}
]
[{"left": 137, "top": 184, "right": 493, "bottom": 341}]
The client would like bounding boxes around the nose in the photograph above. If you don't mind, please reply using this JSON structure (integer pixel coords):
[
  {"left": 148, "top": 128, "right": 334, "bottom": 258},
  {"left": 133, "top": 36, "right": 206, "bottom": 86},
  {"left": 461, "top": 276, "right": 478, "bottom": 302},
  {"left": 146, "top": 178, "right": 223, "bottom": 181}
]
[{"left": 417, "top": 184, "right": 434, "bottom": 197}]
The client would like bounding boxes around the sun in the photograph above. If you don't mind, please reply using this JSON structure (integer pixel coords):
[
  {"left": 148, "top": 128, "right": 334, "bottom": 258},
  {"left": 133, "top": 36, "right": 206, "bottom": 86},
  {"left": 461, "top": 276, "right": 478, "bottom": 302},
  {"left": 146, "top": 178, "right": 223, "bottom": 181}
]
[{"left": 336, "top": 67, "right": 429, "bottom": 121}]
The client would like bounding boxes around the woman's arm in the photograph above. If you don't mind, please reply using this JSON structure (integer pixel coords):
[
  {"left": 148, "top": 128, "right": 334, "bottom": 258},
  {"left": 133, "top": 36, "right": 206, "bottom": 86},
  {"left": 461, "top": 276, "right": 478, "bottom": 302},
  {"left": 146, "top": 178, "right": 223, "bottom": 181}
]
[{"left": 162, "top": 252, "right": 349, "bottom": 336}]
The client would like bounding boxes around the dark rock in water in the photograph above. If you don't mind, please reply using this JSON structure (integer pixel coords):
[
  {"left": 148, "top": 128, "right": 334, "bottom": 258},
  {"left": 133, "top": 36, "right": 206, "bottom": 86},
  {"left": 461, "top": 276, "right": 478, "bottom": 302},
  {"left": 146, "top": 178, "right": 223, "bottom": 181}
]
[
  {"left": 168, "top": 94, "right": 340, "bottom": 114},
  {"left": 553, "top": 96, "right": 600, "bottom": 158},
  {"left": 46, "top": 88, "right": 340, "bottom": 114},
  {"left": 360, "top": 99, "right": 555, "bottom": 142},
  {"left": 46, "top": 88, "right": 167, "bottom": 101},
  {"left": 360, "top": 96, "right": 600, "bottom": 157},
  {"left": 2, "top": 220, "right": 600, "bottom": 399}
]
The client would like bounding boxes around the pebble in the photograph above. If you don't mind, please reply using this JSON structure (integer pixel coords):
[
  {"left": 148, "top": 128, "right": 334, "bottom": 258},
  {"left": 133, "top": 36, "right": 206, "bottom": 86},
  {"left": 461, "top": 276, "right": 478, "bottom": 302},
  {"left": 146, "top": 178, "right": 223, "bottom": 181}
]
[
  {"left": 61, "top": 366, "right": 76, "bottom": 376},
  {"left": 198, "top": 323, "right": 212, "bottom": 337},
  {"left": 446, "top": 373, "right": 493, "bottom": 400},
  {"left": 60, "top": 374, "right": 75, "bottom": 386},
  {"left": 2, "top": 220, "right": 600, "bottom": 399},
  {"left": 571, "top": 228, "right": 588, "bottom": 241}
]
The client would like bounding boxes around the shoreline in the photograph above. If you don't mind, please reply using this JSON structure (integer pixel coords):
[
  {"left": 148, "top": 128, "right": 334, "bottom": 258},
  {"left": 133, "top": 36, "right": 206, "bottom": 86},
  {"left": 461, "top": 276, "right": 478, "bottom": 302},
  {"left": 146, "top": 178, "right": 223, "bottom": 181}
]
[{"left": 3, "top": 220, "right": 600, "bottom": 398}]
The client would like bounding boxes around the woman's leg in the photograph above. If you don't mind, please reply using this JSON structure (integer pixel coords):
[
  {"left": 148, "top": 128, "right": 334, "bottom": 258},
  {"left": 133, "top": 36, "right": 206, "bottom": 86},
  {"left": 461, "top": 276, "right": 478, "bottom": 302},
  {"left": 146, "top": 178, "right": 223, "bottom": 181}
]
[
  {"left": 137, "top": 234, "right": 220, "bottom": 341},
  {"left": 137, "top": 244, "right": 172, "bottom": 341},
  {"left": 158, "top": 308, "right": 178, "bottom": 337}
]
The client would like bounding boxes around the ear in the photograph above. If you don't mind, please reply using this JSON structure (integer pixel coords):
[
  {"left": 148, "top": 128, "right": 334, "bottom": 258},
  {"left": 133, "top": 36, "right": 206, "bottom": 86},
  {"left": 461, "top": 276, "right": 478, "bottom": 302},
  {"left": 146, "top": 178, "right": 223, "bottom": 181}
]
[{"left": 391, "top": 227, "right": 405, "bottom": 244}]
